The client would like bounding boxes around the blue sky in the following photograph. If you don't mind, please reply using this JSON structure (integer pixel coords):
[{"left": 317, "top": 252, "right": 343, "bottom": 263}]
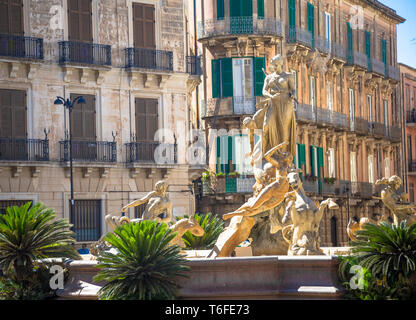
[{"left": 380, "top": 0, "right": 416, "bottom": 68}]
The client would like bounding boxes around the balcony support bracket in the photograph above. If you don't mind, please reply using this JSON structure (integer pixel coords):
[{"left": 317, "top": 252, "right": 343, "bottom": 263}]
[
  {"left": 31, "top": 166, "right": 41, "bottom": 178},
  {"left": 130, "top": 168, "right": 140, "bottom": 178},
  {"left": 12, "top": 166, "right": 23, "bottom": 178},
  {"left": 8, "top": 62, "right": 20, "bottom": 78},
  {"left": 146, "top": 168, "right": 156, "bottom": 179},
  {"left": 100, "top": 167, "right": 110, "bottom": 178},
  {"left": 82, "top": 167, "right": 93, "bottom": 178}
]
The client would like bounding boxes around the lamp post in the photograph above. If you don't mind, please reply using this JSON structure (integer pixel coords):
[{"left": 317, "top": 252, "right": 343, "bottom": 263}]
[{"left": 54, "top": 95, "right": 86, "bottom": 226}]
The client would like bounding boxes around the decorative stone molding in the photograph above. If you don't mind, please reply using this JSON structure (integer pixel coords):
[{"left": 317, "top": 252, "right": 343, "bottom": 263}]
[
  {"left": 12, "top": 166, "right": 22, "bottom": 178},
  {"left": 96, "top": 69, "right": 107, "bottom": 85},
  {"left": 162, "top": 168, "right": 172, "bottom": 179},
  {"left": 129, "top": 168, "right": 140, "bottom": 178},
  {"left": 146, "top": 168, "right": 156, "bottom": 179},
  {"left": 158, "top": 74, "right": 171, "bottom": 88},
  {"left": 128, "top": 71, "right": 144, "bottom": 88},
  {"left": 31, "top": 167, "right": 41, "bottom": 178},
  {"left": 26, "top": 63, "right": 39, "bottom": 80},
  {"left": 63, "top": 67, "right": 73, "bottom": 83},
  {"left": 9, "top": 62, "right": 20, "bottom": 78},
  {"left": 80, "top": 68, "right": 90, "bottom": 84},
  {"left": 64, "top": 168, "right": 71, "bottom": 178},
  {"left": 144, "top": 73, "right": 157, "bottom": 88},
  {"left": 83, "top": 167, "right": 93, "bottom": 178},
  {"left": 99, "top": 167, "right": 110, "bottom": 178},
  {"left": 344, "top": 67, "right": 363, "bottom": 87}
]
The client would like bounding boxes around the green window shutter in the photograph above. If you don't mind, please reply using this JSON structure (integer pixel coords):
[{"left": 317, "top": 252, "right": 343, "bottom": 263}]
[
  {"left": 307, "top": 3, "right": 314, "bottom": 45},
  {"left": 257, "top": 0, "right": 264, "bottom": 19},
  {"left": 317, "top": 147, "right": 324, "bottom": 178},
  {"left": 310, "top": 145, "right": 316, "bottom": 176},
  {"left": 216, "top": 136, "right": 221, "bottom": 173},
  {"left": 227, "top": 135, "right": 233, "bottom": 173},
  {"left": 221, "top": 58, "right": 233, "bottom": 98},
  {"left": 217, "top": 0, "right": 224, "bottom": 20},
  {"left": 299, "top": 143, "right": 306, "bottom": 172},
  {"left": 288, "top": 0, "right": 296, "bottom": 41},
  {"left": 381, "top": 39, "right": 387, "bottom": 64},
  {"left": 254, "top": 57, "right": 266, "bottom": 96},
  {"left": 365, "top": 31, "right": 371, "bottom": 69},
  {"left": 230, "top": 0, "right": 241, "bottom": 17},
  {"left": 242, "top": 0, "right": 252, "bottom": 16},
  {"left": 212, "top": 59, "right": 221, "bottom": 98}
]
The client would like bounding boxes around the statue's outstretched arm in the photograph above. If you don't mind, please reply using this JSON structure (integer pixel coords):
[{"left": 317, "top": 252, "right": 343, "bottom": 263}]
[{"left": 121, "top": 191, "right": 156, "bottom": 212}]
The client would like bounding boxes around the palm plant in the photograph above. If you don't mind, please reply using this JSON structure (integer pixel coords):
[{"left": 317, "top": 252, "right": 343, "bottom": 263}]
[
  {"left": 351, "top": 221, "right": 416, "bottom": 284},
  {"left": 0, "top": 202, "right": 80, "bottom": 298},
  {"left": 180, "top": 212, "right": 224, "bottom": 250},
  {"left": 93, "top": 220, "right": 190, "bottom": 300}
]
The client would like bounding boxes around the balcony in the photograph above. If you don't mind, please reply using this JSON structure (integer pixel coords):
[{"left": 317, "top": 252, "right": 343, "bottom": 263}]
[
  {"left": 125, "top": 48, "right": 173, "bottom": 72},
  {"left": 58, "top": 41, "right": 111, "bottom": 66},
  {"left": 201, "top": 96, "right": 257, "bottom": 118},
  {"left": 359, "top": 182, "right": 374, "bottom": 199},
  {"left": 0, "top": 34, "right": 43, "bottom": 60},
  {"left": 409, "top": 161, "right": 416, "bottom": 173},
  {"left": 125, "top": 141, "right": 177, "bottom": 164},
  {"left": 387, "top": 65, "right": 400, "bottom": 81},
  {"left": 388, "top": 126, "right": 401, "bottom": 143},
  {"left": 331, "top": 111, "right": 348, "bottom": 130},
  {"left": 406, "top": 110, "right": 416, "bottom": 125},
  {"left": 331, "top": 42, "right": 347, "bottom": 61},
  {"left": 0, "top": 138, "right": 49, "bottom": 161},
  {"left": 347, "top": 50, "right": 368, "bottom": 70},
  {"left": 371, "top": 122, "right": 387, "bottom": 138},
  {"left": 316, "top": 107, "right": 332, "bottom": 127},
  {"left": 186, "top": 55, "right": 202, "bottom": 76},
  {"left": 369, "top": 58, "right": 385, "bottom": 76},
  {"left": 286, "top": 26, "right": 313, "bottom": 48},
  {"left": 315, "top": 36, "right": 330, "bottom": 55},
  {"left": 198, "top": 17, "right": 283, "bottom": 40},
  {"left": 60, "top": 140, "right": 116, "bottom": 162},
  {"left": 351, "top": 117, "right": 369, "bottom": 135},
  {"left": 295, "top": 103, "right": 315, "bottom": 122}
]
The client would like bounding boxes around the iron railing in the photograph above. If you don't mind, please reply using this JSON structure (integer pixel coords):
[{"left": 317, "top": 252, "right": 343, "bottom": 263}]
[
  {"left": 315, "top": 36, "right": 330, "bottom": 54},
  {"left": 331, "top": 42, "right": 347, "bottom": 61},
  {"left": 352, "top": 117, "right": 369, "bottom": 135},
  {"left": 331, "top": 111, "right": 349, "bottom": 129},
  {"left": 295, "top": 103, "right": 315, "bottom": 122},
  {"left": 0, "top": 138, "right": 49, "bottom": 161},
  {"left": 359, "top": 182, "right": 374, "bottom": 199},
  {"left": 409, "top": 161, "right": 416, "bottom": 173},
  {"left": 59, "top": 41, "right": 111, "bottom": 66},
  {"left": 286, "top": 26, "right": 313, "bottom": 48},
  {"left": 371, "top": 122, "right": 387, "bottom": 137},
  {"left": 198, "top": 17, "right": 283, "bottom": 39},
  {"left": 347, "top": 50, "right": 368, "bottom": 69},
  {"left": 406, "top": 110, "right": 416, "bottom": 124},
  {"left": 296, "top": 105, "right": 348, "bottom": 130},
  {"left": 60, "top": 140, "right": 117, "bottom": 162},
  {"left": 201, "top": 96, "right": 257, "bottom": 118},
  {"left": 387, "top": 65, "right": 400, "bottom": 81},
  {"left": 316, "top": 107, "right": 332, "bottom": 126},
  {"left": 0, "top": 34, "right": 43, "bottom": 60},
  {"left": 186, "top": 55, "right": 202, "bottom": 75},
  {"left": 369, "top": 58, "right": 385, "bottom": 76},
  {"left": 388, "top": 126, "right": 401, "bottom": 142},
  {"left": 126, "top": 141, "right": 177, "bottom": 164},
  {"left": 71, "top": 200, "right": 101, "bottom": 242},
  {"left": 125, "top": 48, "right": 173, "bottom": 71}
]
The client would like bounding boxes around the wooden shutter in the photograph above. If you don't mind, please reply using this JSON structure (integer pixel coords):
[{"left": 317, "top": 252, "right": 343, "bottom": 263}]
[
  {"left": 288, "top": 0, "right": 296, "bottom": 28},
  {"left": 254, "top": 57, "right": 266, "bottom": 96},
  {"left": 68, "top": 0, "right": 92, "bottom": 42},
  {"left": 216, "top": 136, "right": 221, "bottom": 173},
  {"left": 135, "top": 98, "right": 158, "bottom": 141},
  {"left": 221, "top": 58, "right": 233, "bottom": 98},
  {"left": 0, "top": 89, "right": 26, "bottom": 139},
  {"left": 317, "top": 147, "right": 324, "bottom": 178},
  {"left": 212, "top": 59, "right": 221, "bottom": 98},
  {"left": 70, "top": 94, "right": 95, "bottom": 140},
  {"left": 365, "top": 31, "right": 371, "bottom": 69},
  {"left": 298, "top": 143, "right": 306, "bottom": 174},
  {"left": 133, "top": 2, "right": 155, "bottom": 49},
  {"left": 217, "top": 0, "right": 224, "bottom": 20},
  {"left": 230, "top": 0, "right": 241, "bottom": 17},
  {"left": 347, "top": 22, "right": 353, "bottom": 52},
  {"left": 257, "top": 0, "right": 264, "bottom": 19},
  {"left": 0, "top": 0, "right": 9, "bottom": 34},
  {"left": 307, "top": 3, "right": 314, "bottom": 46},
  {"left": 227, "top": 135, "right": 233, "bottom": 173},
  {"left": 310, "top": 145, "right": 316, "bottom": 176},
  {"left": 241, "top": 0, "right": 252, "bottom": 16},
  {"left": 0, "top": 0, "right": 23, "bottom": 35}
]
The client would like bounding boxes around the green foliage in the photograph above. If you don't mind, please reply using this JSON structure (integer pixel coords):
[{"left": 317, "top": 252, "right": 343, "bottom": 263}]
[
  {"left": 338, "top": 221, "right": 416, "bottom": 300},
  {"left": 216, "top": 172, "right": 225, "bottom": 177},
  {"left": 93, "top": 220, "right": 190, "bottom": 300},
  {"left": 178, "top": 213, "right": 224, "bottom": 250},
  {"left": 201, "top": 171, "right": 212, "bottom": 182},
  {"left": 323, "top": 177, "right": 337, "bottom": 185},
  {"left": 0, "top": 201, "right": 79, "bottom": 299},
  {"left": 227, "top": 171, "right": 240, "bottom": 177}
]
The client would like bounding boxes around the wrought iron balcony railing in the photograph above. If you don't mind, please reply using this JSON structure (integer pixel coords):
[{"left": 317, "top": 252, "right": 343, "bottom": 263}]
[
  {"left": 331, "top": 111, "right": 348, "bottom": 129},
  {"left": 409, "top": 161, "right": 416, "bottom": 173},
  {"left": 388, "top": 126, "right": 401, "bottom": 142},
  {"left": 0, "top": 138, "right": 49, "bottom": 161},
  {"left": 198, "top": 17, "right": 283, "bottom": 39},
  {"left": 407, "top": 110, "right": 416, "bottom": 124},
  {"left": 331, "top": 42, "right": 347, "bottom": 61},
  {"left": 59, "top": 41, "right": 111, "bottom": 66},
  {"left": 60, "top": 140, "right": 116, "bottom": 162},
  {"left": 125, "top": 141, "right": 177, "bottom": 164},
  {"left": 387, "top": 65, "right": 400, "bottom": 81},
  {"left": 368, "top": 58, "right": 385, "bottom": 76},
  {"left": 359, "top": 182, "right": 374, "bottom": 199},
  {"left": 125, "top": 48, "right": 173, "bottom": 71},
  {"left": 186, "top": 55, "right": 202, "bottom": 75},
  {"left": 370, "top": 122, "right": 387, "bottom": 137},
  {"left": 316, "top": 107, "right": 332, "bottom": 126},
  {"left": 315, "top": 36, "right": 330, "bottom": 54},
  {"left": 201, "top": 96, "right": 257, "bottom": 118},
  {"left": 294, "top": 103, "right": 315, "bottom": 122},
  {"left": 0, "top": 34, "right": 43, "bottom": 60},
  {"left": 351, "top": 117, "right": 369, "bottom": 135},
  {"left": 286, "top": 26, "right": 313, "bottom": 48},
  {"left": 347, "top": 50, "right": 368, "bottom": 69}
]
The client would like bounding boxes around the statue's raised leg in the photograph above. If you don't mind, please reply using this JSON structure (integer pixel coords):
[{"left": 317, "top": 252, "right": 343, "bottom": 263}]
[{"left": 207, "top": 216, "right": 255, "bottom": 258}]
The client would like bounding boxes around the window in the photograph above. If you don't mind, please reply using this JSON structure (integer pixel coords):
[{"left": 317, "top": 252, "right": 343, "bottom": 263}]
[
  {"left": 71, "top": 200, "right": 101, "bottom": 242},
  {"left": 68, "top": 0, "right": 92, "bottom": 42},
  {"left": 288, "top": 0, "right": 296, "bottom": 41},
  {"left": 0, "top": 89, "right": 26, "bottom": 139},
  {"left": 234, "top": 134, "right": 253, "bottom": 175},
  {"left": 328, "top": 148, "right": 335, "bottom": 178},
  {"left": 0, "top": 200, "right": 31, "bottom": 215},
  {"left": 0, "top": 0, "right": 23, "bottom": 35},
  {"left": 365, "top": 31, "right": 371, "bottom": 69},
  {"left": 408, "top": 135, "right": 412, "bottom": 164},
  {"left": 330, "top": 216, "right": 338, "bottom": 247},
  {"left": 384, "top": 157, "right": 390, "bottom": 178},
  {"left": 410, "top": 183, "right": 415, "bottom": 203},
  {"left": 132, "top": 2, "right": 155, "bottom": 49},
  {"left": 309, "top": 76, "right": 316, "bottom": 107},
  {"left": 326, "top": 81, "right": 333, "bottom": 112},
  {"left": 230, "top": 0, "right": 253, "bottom": 33},
  {"left": 216, "top": 135, "right": 231, "bottom": 173},
  {"left": 295, "top": 143, "right": 306, "bottom": 175},
  {"left": 291, "top": 69, "right": 298, "bottom": 99},
  {"left": 71, "top": 93, "right": 96, "bottom": 141},
  {"left": 310, "top": 145, "right": 323, "bottom": 178},
  {"left": 349, "top": 88, "right": 355, "bottom": 130},
  {"left": 346, "top": 22, "right": 353, "bottom": 60},
  {"left": 350, "top": 152, "right": 357, "bottom": 193},
  {"left": 217, "top": 0, "right": 224, "bottom": 20},
  {"left": 325, "top": 12, "right": 331, "bottom": 45},
  {"left": 368, "top": 154, "right": 374, "bottom": 183},
  {"left": 307, "top": 3, "right": 315, "bottom": 46},
  {"left": 257, "top": 0, "right": 264, "bottom": 19},
  {"left": 367, "top": 95, "right": 373, "bottom": 123},
  {"left": 134, "top": 202, "right": 147, "bottom": 219},
  {"left": 135, "top": 98, "right": 158, "bottom": 141},
  {"left": 233, "top": 58, "right": 254, "bottom": 113}
]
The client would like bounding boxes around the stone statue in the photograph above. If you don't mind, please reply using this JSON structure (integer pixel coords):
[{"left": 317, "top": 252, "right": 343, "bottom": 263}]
[
  {"left": 169, "top": 216, "right": 205, "bottom": 248},
  {"left": 281, "top": 171, "right": 339, "bottom": 255},
  {"left": 122, "top": 180, "right": 172, "bottom": 224},
  {"left": 375, "top": 175, "right": 416, "bottom": 225},
  {"left": 243, "top": 54, "right": 297, "bottom": 164}
]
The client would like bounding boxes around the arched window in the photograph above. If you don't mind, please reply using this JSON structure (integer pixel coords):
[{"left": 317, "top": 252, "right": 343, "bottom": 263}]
[{"left": 330, "top": 216, "right": 338, "bottom": 247}]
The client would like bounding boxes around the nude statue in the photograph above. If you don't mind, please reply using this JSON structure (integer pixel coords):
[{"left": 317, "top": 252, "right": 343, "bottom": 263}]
[
  {"left": 375, "top": 175, "right": 416, "bottom": 225},
  {"left": 281, "top": 171, "right": 339, "bottom": 256},
  {"left": 121, "top": 180, "right": 173, "bottom": 224}
]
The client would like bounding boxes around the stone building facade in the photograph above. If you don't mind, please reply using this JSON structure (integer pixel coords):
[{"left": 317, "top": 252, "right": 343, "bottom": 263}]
[
  {"left": 0, "top": 0, "right": 202, "bottom": 243},
  {"left": 191, "top": 0, "right": 404, "bottom": 246},
  {"left": 401, "top": 63, "right": 416, "bottom": 203}
]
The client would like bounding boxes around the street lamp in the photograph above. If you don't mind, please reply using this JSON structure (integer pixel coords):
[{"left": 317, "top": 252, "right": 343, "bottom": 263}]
[{"left": 54, "top": 95, "right": 86, "bottom": 226}]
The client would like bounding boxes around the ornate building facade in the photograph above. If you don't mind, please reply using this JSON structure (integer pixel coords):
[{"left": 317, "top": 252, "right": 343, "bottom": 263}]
[
  {"left": 0, "top": 0, "right": 202, "bottom": 243},
  {"left": 191, "top": 0, "right": 404, "bottom": 246},
  {"left": 401, "top": 63, "right": 416, "bottom": 203}
]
